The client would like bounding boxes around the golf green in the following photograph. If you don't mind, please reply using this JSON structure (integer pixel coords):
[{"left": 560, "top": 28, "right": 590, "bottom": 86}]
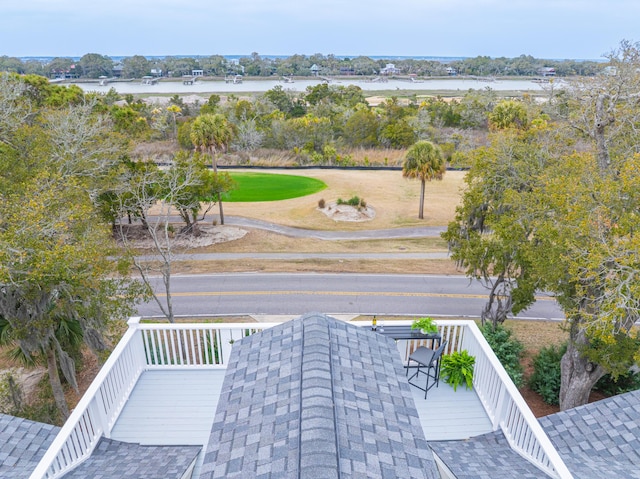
[{"left": 224, "top": 172, "right": 327, "bottom": 202}]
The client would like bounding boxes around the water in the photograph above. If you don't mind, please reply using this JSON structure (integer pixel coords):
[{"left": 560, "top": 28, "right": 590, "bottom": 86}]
[{"left": 74, "top": 77, "right": 550, "bottom": 95}]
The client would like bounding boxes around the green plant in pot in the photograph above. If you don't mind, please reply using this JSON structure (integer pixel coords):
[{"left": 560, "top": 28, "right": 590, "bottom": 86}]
[
  {"left": 411, "top": 317, "right": 438, "bottom": 334},
  {"left": 441, "top": 350, "right": 475, "bottom": 391}
]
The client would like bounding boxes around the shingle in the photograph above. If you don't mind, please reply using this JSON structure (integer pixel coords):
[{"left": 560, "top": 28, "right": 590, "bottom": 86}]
[
  {"left": 430, "top": 430, "right": 545, "bottom": 479},
  {"left": 0, "top": 414, "right": 60, "bottom": 479},
  {"left": 538, "top": 389, "right": 640, "bottom": 478},
  {"left": 62, "top": 438, "right": 201, "bottom": 478},
  {"left": 199, "top": 313, "right": 438, "bottom": 478}
]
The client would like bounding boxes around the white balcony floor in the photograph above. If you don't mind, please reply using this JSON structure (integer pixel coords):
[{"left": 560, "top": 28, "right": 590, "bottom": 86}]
[
  {"left": 110, "top": 369, "right": 226, "bottom": 478},
  {"left": 409, "top": 377, "right": 494, "bottom": 441},
  {"left": 109, "top": 367, "right": 492, "bottom": 458}
]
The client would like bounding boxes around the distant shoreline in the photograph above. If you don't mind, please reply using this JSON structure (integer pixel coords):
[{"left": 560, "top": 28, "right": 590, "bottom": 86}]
[{"left": 70, "top": 76, "right": 552, "bottom": 95}]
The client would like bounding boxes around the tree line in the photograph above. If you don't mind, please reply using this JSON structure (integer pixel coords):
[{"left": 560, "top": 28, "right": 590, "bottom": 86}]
[{"left": 0, "top": 52, "right": 604, "bottom": 79}]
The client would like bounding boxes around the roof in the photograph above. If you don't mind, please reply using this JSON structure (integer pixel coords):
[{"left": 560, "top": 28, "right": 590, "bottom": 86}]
[
  {"left": 199, "top": 312, "right": 438, "bottom": 479},
  {"left": 62, "top": 438, "right": 201, "bottom": 479},
  {"left": 539, "top": 388, "right": 640, "bottom": 479},
  {"left": 429, "top": 430, "right": 546, "bottom": 479},
  {"left": 0, "top": 413, "right": 60, "bottom": 479},
  {"left": 430, "top": 388, "right": 640, "bottom": 479}
]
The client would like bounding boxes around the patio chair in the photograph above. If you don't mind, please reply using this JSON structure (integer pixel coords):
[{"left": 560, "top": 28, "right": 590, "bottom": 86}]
[{"left": 406, "top": 340, "right": 448, "bottom": 398}]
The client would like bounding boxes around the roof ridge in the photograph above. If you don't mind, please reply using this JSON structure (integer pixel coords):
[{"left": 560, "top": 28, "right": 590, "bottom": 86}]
[{"left": 299, "top": 315, "right": 340, "bottom": 478}]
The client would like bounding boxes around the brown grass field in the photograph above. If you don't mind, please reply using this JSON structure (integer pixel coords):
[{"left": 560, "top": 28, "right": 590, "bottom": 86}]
[
  {"left": 222, "top": 168, "right": 466, "bottom": 229},
  {"left": 165, "top": 168, "right": 466, "bottom": 275}
]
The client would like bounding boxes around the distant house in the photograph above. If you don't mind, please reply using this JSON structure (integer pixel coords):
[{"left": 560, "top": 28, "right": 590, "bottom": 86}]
[
  {"left": 445, "top": 67, "right": 457, "bottom": 76},
  {"left": 310, "top": 64, "right": 320, "bottom": 76},
  {"left": 537, "top": 67, "right": 556, "bottom": 77},
  {"left": 380, "top": 63, "right": 401, "bottom": 75},
  {"left": 49, "top": 64, "right": 78, "bottom": 80},
  {"left": 111, "top": 64, "right": 123, "bottom": 78},
  {"left": 192, "top": 69, "right": 204, "bottom": 77},
  {"left": 150, "top": 68, "right": 163, "bottom": 77}
]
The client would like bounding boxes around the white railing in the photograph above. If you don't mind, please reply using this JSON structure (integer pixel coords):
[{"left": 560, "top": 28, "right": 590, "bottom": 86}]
[
  {"left": 353, "top": 319, "right": 572, "bottom": 478},
  {"left": 30, "top": 318, "right": 146, "bottom": 479},
  {"left": 31, "top": 318, "right": 571, "bottom": 479},
  {"left": 138, "top": 322, "right": 277, "bottom": 369},
  {"left": 30, "top": 318, "right": 280, "bottom": 479},
  {"left": 451, "top": 320, "right": 573, "bottom": 479}
]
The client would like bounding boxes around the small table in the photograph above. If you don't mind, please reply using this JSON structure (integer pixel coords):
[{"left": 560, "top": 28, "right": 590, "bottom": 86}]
[{"left": 373, "top": 325, "right": 441, "bottom": 347}]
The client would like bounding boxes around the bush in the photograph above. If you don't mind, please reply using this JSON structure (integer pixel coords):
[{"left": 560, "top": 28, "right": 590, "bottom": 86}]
[
  {"left": 595, "top": 370, "right": 640, "bottom": 396},
  {"left": 481, "top": 323, "right": 524, "bottom": 387},
  {"left": 529, "top": 343, "right": 567, "bottom": 405},
  {"left": 336, "top": 196, "right": 366, "bottom": 209}
]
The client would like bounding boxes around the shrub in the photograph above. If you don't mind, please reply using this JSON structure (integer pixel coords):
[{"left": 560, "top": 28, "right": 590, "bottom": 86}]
[
  {"left": 318, "top": 198, "right": 326, "bottom": 209},
  {"left": 595, "top": 370, "right": 640, "bottom": 396},
  {"left": 529, "top": 343, "right": 566, "bottom": 405},
  {"left": 347, "top": 196, "right": 361, "bottom": 207},
  {"left": 336, "top": 196, "right": 365, "bottom": 208},
  {"left": 481, "top": 323, "right": 524, "bottom": 387},
  {"left": 0, "top": 371, "right": 23, "bottom": 414},
  {"left": 441, "top": 350, "right": 475, "bottom": 391}
]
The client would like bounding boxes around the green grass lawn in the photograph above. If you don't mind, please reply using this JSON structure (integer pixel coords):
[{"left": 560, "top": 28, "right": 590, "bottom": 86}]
[{"left": 224, "top": 172, "right": 326, "bottom": 202}]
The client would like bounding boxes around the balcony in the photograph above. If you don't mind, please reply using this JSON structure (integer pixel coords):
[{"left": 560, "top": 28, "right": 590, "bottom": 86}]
[{"left": 29, "top": 318, "right": 572, "bottom": 479}]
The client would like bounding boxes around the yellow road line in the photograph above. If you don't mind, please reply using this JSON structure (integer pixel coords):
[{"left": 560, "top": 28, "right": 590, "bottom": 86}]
[{"left": 160, "top": 291, "right": 554, "bottom": 301}]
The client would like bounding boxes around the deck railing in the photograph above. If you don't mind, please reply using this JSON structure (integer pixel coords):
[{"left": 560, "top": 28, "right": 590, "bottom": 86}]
[
  {"left": 31, "top": 318, "right": 571, "bottom": 479},
  {"left": 439, "top": 320, "right": 572, "bottom": 479},
  {"left": 353, "top": 319, "right": 572, "bottom": 479},
  {"left": 29, "top": 318, "right": 279, "bottom": 479}
]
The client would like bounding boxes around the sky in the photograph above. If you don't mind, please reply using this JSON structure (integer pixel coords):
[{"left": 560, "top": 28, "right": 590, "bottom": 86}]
[{"left": 1, "top": 0, "right": 638, "bottom": 60}]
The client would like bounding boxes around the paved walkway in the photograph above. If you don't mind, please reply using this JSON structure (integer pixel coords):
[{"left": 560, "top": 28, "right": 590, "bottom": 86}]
[
  {"left": 137, "top": 251, "right": 450, "bottom": 261},
  {"left": 224, "top": 216, "right": 447, "bottom": 240},
  {"left": 136, "top": 216, "right": 450, "bottom": 261}
]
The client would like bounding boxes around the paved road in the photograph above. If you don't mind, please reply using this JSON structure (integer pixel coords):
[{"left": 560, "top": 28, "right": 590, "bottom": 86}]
[{"left": 138, "top": 273, "right": 564, "bottom": 320}]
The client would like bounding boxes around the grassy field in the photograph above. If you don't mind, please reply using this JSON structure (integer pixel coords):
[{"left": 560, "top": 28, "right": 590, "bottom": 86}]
[
  {"left": 222, "top": 169, "right": 466, "bottom": 230},
  {"left": 225, "top": 172, "right": 327, "bottom": 202}
]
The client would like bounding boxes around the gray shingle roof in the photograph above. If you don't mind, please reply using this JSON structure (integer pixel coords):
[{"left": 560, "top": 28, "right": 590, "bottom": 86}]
[
  {"left": 62, "top": 438, "right": 201, "bottom": 478},
  {"left": 429, "top": 430, "right": 547, "bottom": 479},
  {"left": 430, "top": 388, "right": 640, "bottom": 479},
  {"left": 199, "top": 312, "right": 438, "bottom": 479},
  {"left": 539, "top": 388, "right": 640, "bottom": 479},
  {"left": 0, "top": 413, "right": 60, "bottom": 479}
]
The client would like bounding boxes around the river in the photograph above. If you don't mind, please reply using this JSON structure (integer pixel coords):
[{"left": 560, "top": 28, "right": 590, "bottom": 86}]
[{"left": 73, "top": 77, "right": 554, "bottom": 95}]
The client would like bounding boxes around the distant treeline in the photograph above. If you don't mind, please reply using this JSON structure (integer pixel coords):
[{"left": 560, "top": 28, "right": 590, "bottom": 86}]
[{"left": 0, "top": 52, "right": 604, "bottom": 80}]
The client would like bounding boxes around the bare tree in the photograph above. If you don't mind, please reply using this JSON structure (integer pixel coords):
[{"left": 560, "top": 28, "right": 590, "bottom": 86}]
[{"left": 113, "top": 156, "right": 216, "bottom": 323}]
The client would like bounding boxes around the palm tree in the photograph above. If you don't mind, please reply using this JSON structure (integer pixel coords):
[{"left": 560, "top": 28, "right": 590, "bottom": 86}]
[
  {"left": 402, "top": 140, "right": 446, "bottom": 219},
  {"left": 190, "top": 114, "right": 233, "bottom": 224},
  {"left": 190, "top": 114, "right": 232, "bottom": 173},
  {"left": 0, "top": 296, "right": 90, "bottom": 421}
]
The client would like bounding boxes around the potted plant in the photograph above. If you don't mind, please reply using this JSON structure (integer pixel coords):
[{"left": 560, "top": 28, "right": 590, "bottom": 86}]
[
  {"left": 411, "top": 316, "right": 438, "bottom": 334},
  {"left": 441, "top": 350, "right": 475, "bottom": 391}
]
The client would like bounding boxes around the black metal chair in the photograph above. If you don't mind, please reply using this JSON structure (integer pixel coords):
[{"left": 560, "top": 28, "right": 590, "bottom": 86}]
[{"left": 406, "top": 340, "right": 448, "bottom": 398}]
